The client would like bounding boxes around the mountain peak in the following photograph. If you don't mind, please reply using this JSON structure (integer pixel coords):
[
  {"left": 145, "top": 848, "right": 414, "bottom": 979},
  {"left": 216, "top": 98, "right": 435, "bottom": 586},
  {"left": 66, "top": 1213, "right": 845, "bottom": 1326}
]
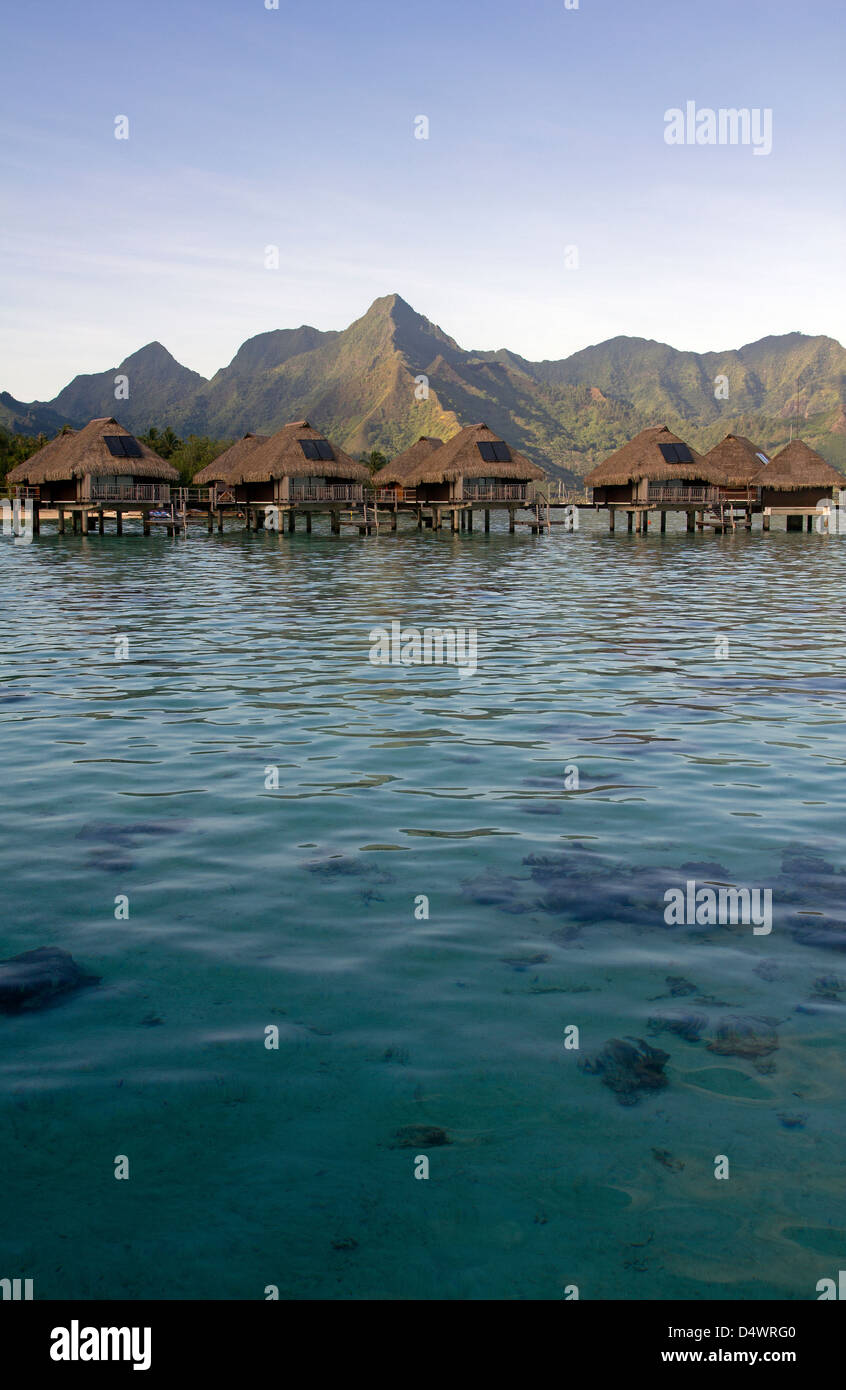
[{"left": 119, "top": 341, "right": 185, "bottom": 371}]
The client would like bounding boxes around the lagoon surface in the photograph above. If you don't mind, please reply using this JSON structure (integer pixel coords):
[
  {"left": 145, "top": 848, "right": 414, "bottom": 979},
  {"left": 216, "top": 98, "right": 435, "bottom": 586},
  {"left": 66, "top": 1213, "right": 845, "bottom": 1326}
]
[{"left": 1, "top": 510, "right": 845, "bottom": 1300}]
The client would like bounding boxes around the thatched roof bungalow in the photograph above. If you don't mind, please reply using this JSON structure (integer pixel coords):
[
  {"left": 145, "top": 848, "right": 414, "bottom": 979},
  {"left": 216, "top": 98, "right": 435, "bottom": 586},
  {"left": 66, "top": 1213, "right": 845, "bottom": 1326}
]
[
  {"left": 7, "top": 418, "right": 178, "bottom": 504},
  {"left": 193, "top": 433, "right": 269, "bottom": 503},
  {"left": 388, "top": 423, "right": 544, "bottom": 503},
  {"left": 585, "top": 425, "right": 716, "bottom": 507},
  {"left": 755, "top": 440, "right": 843, "bottom": 510},
  {"left": 700, "top": 434, "right": 771, "bottom": 496},
  {"left": 372, "top": 437, "right": 444, "bottom": 500},
  {"left": 195, "top": 420, "right": 368, "bottom": 505}
]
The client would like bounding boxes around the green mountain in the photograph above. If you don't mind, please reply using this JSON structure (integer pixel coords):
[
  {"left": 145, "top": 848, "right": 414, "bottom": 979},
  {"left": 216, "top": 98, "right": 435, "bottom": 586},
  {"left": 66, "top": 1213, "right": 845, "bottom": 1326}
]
[
  {"left": 7, "top": 296, "right": 846, "bottom": 481},
  {"left": 33, "top": 343, "right": 207, "bottom": 437}
]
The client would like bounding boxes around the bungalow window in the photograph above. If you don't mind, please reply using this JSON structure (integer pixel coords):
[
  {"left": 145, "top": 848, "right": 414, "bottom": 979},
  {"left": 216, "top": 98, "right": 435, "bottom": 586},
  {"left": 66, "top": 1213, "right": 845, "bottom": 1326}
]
[{"left": 97, "top": 475, "right": 134, "bottom": 489}]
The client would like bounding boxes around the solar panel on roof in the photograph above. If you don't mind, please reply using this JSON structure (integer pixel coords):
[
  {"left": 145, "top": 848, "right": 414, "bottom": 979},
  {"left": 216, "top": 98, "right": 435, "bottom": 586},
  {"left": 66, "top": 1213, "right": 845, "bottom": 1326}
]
[
  {"left": 299, "top": 439, "right": 320, "bottom": 460},
  {"left": 477, "top": 441, "right": 497, "bottom": 462},
  {"left": 104, "top": 435, "right": 127, "bottom": 457},
  {"left": 315, "top": 440, "right": 334, "bottom": 461},
  {"left": 492, "top": 441, "right": 512, "bottom": 463},
  {"left": 121, "top": 436, "right": 143, "bottom": 458},
  {"left": 658, "top": 442, "right": 693, "bottom": 464}
]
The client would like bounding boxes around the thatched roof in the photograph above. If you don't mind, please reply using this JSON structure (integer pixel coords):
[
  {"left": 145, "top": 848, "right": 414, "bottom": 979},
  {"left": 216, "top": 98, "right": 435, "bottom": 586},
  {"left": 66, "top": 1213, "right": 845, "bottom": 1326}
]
[
  {"left": 756, "top": 439, "right": 844, "bottom": 491},
  {"left": 7, "top": 418, "right": 179, "bottom": 484},
  {"left": 193, "top": 433, "right": 269, "bottom": 484},
  {"left": 372, "top": 437, "right": 444, "bottom": 485},
  {"left": 585, "top": 425, "right": 709, "bottom": 486},
  {"left": 224, "top": 420, "right": 369, "bottom": 483},
  {"left": 400, "top": 423, "right": 545, "bottom": 484},
  {"left": 701, "top": 434, "right": 771, "bottom": 487}
]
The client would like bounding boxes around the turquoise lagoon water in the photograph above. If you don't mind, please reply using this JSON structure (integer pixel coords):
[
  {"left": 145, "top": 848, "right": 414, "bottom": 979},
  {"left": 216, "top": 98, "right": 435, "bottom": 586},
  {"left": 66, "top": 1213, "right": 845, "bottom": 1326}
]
[{"left": 1, "top": 509, "right": 845, "bottom": 1301}]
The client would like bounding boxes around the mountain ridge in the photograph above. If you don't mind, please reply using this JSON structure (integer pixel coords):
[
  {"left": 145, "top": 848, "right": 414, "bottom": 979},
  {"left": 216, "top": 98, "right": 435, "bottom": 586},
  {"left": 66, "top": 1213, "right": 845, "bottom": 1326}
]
[{"left": 4, "top": 295, "right": 844, "bottom": 481}]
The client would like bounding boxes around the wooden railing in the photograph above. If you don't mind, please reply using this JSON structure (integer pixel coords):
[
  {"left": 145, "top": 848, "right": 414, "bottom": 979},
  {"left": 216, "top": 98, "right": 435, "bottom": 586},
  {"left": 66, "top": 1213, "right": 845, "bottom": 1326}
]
[
  {"left": 290, "top": 484, "right": 364, "bottom": 502},
  {"left": 179, "top": 486, "right": 212, "bottom": 504},
  {"left": 462, "top": 484, "right": 528, "bottom": 501},
  {"left": 647, "top": 486, "right": 721, "bottom": 504},
  {"left": 374, "top": 487, "right": 400, "bottom": 503},
  {"left": 718, "top": 487, "right": 760, "bottom": 503},
  {"left": 13, "top": 486, "right": 40, "bottom": 499},
  {"left": 89, "top": 483, "right": 172, "bottom": 503}
]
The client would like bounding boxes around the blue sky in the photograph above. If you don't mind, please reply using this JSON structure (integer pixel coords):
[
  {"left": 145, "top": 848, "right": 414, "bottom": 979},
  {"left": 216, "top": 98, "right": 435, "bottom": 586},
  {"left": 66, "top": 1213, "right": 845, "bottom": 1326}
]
[{"left": 1, "top": 0, "right": 843, "bottom": 398}]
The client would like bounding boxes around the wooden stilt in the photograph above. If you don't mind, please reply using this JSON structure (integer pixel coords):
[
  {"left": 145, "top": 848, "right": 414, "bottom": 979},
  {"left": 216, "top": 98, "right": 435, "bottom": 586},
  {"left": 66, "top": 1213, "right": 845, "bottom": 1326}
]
[
  {"left": 466, "top": 509, "right": 473, "bottom": 532},
  {"left": 143, "top": 513, "right": 150, "bottom": 537},
  {"left": 660, "top": 510, "right": 666, "bottom": 533},
  {"left": 627, "top": 511, "right": 633, "bottom": 533},
  {"left": 207, "top": 510, "right": 213, "bottom": 534},
  {"left": 508, "top": 509, "right": 515, "bottom": 534},
  {"left": 686, "top": 511, "right": 695, "bottom": 532},
  {"left": 287, "top": 510, "right": 296, "bottom": 532},
  {"left": 609, "top": 509, "right": 615, "bottom": 532},
  {"left": 98, "top": 511, "right": 105, "bottom": 535},
  {"left": 58, "top": 509, "right": 65, "bottom": 535},
  {"left": 305, "top": 511, "right": 312, "bottom": 533},
  {"left": 763, "top": 513, "right": 770, "bottom": 532},
  {"left": 32, "top": 502, "right": 40, "bottom": 536},
  {"left": 484, "top": 509, "right": 490, "bottom": 532},
  {"left": 116, "top": 511, "right": 123, "bottom": 535},
  {"left": 331, "top": 510, "right": 340, "bottom": 535}
]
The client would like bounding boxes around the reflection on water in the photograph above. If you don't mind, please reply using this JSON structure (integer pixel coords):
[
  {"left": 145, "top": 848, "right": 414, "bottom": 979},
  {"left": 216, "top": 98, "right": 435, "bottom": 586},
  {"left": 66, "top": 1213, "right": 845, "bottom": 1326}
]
[{"left": 0, "top": 512, "right": 845, "bottom": 1299}]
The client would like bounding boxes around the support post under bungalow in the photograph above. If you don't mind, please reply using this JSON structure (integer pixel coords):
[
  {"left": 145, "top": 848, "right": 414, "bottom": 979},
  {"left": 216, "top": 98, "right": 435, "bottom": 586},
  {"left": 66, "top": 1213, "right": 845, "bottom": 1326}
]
[
  {"left": 116, "top": 511, "right": 123, "bottom": 535},
  {"left": 390, "top": 510, "right": 397, "bottom": 532},
  {"left": 484, "top": 509, "right": 490, "bottom": 532},
  {"left": 98, "top": 511, "right": 105, "bottom": 535},
  {"left": 508, "top": 509, "right": 515, "bottom": 534},
  {"left": 58, "top": 509, "right": 65, "bottom": 535},
  {"left": 331, "top": 510, "right": 340, "bottom": 535},
  {"left": 416, "top": 510, "right": 423, "bottom": 530},
  {"left": 686, "top": 511, "right": 695, "bottom": 532},
  {"left": 305, "top": 511, "right": 312, "bottom": 533},
  {"left": 609, "top": 509, "right": 615, "bottom": 532},
  {"left": 660, "top": 510, "right": 666, "bottom": 533},
  {"left": 763, "top": 513, "right": 770, "bottom": 532},
  {"left": 287, "top": 510, "right": 296, "bottom": 533},
  {"left": 451, "top": 509, "right": 458, "bottom": 533},
  {"left": 207, "top": 510, "right": 213, "bottom": 534},
  {"left": 32, "top": 502, "right": 40, "bottom": 536},
  {"left": 143, "top": 512, "right": 150, "bottom": 537},
  {"left": 466, "top": 509, "right": 473, "bottom": 532},
  {"left": 72, "top": 511, "right": 80, "bottom": 534},
  {"left": 807, "top": 515, "right": 813, "bottom": 532},
  {"left": 217, "top": 509, "right": 224, "bottom": 533},
  {"left": 627, "top": 511, "right": 633, "bottom": 533}
]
